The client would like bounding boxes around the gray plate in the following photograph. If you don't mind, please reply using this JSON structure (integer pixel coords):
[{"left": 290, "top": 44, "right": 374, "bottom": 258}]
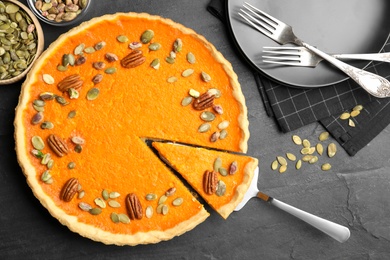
[{"left": 227, "top": 0, "right": 390, "bottom": 88}]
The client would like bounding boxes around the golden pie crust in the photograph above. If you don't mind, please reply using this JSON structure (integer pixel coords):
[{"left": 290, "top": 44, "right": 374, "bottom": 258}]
[{"left": 14, "top": 12, "right": 251, "bottom": 245}]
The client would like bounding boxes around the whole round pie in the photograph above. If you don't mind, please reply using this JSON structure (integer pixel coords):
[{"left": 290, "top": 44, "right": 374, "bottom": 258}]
[{"left": 14, "top": 12, "right": 255, "bottom": 245}]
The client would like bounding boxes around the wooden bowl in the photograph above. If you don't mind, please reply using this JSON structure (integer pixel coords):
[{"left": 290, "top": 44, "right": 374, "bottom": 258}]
[{"left": 0, "top": 0, "right": 44, "bottom": 85}]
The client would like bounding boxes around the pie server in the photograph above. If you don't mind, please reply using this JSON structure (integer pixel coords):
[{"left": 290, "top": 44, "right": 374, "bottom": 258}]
[{"left": 234, "top": 167, "right": 350, "bottom": 243}]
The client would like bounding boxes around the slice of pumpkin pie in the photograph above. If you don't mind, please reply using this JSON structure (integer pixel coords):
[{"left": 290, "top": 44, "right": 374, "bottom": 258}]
[{"left": 153, "top": 142, "right": 258, "bottom": 219}]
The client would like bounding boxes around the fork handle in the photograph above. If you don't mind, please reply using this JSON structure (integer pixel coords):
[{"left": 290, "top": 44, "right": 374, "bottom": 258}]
[
  {"left": 301, "top": 42, "right": 390, "bottom": 98},
  {"left": 333, "top": 52, "right": 390, "bottom": 63},
  {"left": 270, "top": 198, "right": 350, "bottom": 243}
]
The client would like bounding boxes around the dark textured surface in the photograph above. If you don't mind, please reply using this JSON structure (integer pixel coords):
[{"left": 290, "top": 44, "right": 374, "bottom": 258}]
[{"left": 1, "top": 1, "right": 390, "bottom": 259}]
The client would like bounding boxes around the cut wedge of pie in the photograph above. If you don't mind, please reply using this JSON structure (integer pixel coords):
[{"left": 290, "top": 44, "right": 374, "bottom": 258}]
[
  {"left": 14, "top": 12, "right": 252, "bottom": 245},
  {"left": 153, "top": 142, "right": 258, "bottom": 219}
]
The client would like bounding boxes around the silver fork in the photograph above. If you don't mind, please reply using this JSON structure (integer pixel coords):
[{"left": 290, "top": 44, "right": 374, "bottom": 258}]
[
  {"left": 263, "top": 46, "right": 390, "bottom": 67},
  {"left": 238, "top": 2, "right": 390, "bottom": 98}
]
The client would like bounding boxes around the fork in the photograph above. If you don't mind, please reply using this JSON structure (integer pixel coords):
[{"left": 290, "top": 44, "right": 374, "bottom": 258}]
[
  {"left": 238, "top": 2, "right": 390, "bottom": 98},
  {"left": 262, "top": 46, "right": 390, "bottom": 67}
]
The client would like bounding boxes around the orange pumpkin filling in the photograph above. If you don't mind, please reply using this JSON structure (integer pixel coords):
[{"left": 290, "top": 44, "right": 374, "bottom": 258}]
[{"left": 15, "top": 13, "right": 250, "bottom": 245}]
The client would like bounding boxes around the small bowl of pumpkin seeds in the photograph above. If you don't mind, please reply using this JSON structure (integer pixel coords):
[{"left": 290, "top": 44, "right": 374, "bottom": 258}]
[
  {"left": 27, "top": 0, "right": 90, "bottom": 26},
  {"left": 0, "top": 0, "right": 44, "bottom": 85}
]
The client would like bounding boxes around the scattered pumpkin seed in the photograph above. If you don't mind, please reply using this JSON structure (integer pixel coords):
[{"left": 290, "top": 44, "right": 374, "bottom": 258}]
[
  {"left": 321, "top": 163, "right": 332, "bottom": 171},
  {"left": 41, "top": 153, "right": 51, "bottom": 165},
  {"left": 94, "top": 198, "right": 106, "bottom": 208},
  {"left": 108, "top": 200, "right": 121, "bottom": 208},
  {"left": 109, "top": 192, "right": 120, "bottom": 199},
  {"left": 216, "top": 180, "right": 226, "bottom": 196},
  {"left": 62, "top": 53, "right": 75, "bottom": 66},
  {"left": 71, "top": 136, "right": 85, "bottom": 145},
  {"left": 210, "top": 131, "right": 220, "bottom": 142},
  {"left": 79, "top": 202, "right": 92, "bottom": 212},
  {"left": 102, "top": 189, "right": 109, "bottom": 200},
  {"left": 104, "top": 67, "right": 117, "bottom": 74},
  {"left": 32, "top": 136, "right": 45, "bottom": 150},
  {"left": 189, "top": 89, "right": 200, "bottom": 98},
  {"left": 68, "top": 110, "right": 76, "bottom": 119},
  {"left": 162, "top": 205, "right": 169, "bottom": 215},
  {"left": 74, "top": 144, "right": 82, "bottom": 153},
  {"left": 218, "top": 120, "right": 229, "bottom": 130},
  {"left": 198, "top": 123, "right": 211, "bottom": 133},
  {"left": 165, "top": 56, "right": 175, "bottom": 64},
  {"left": 350, "top": 110, "right": 360, "bottom": 117},
  {"left": 207, "top": 88, "right": 221, "bottom": 98},
  {"left": 286, "top": 153, "right": 296, "bottom": 161},
  {"left": 328, "top": 143, "right": 337, "bottom": 158},
  {"left": 129, "top": 42, "right": 142, "bottom": 49},
  {"left": 47, "top": 159, "right": 54, "bottom": 169},
  {"left": 68, "top": 88, "right": 79, "bottom": 99},
  {"left": 296, "top": 160, "right": 302, "bottom": 170},
  {"left": 145, "top": 205, "right": 153, "bottom": 218},
  {"left": 41, "top": 121, "right": 54, "bottom": 130},
  {"left": 158, "top": 195, "right": 168, "bottom": 205},
  {"left": 213, "top": 104, "right": 223, "bottom": 115},
  {"left": 31, "top": 112, "right": 44, "bottom": 125},
  {"left": 78, "top": 190, "right": 85, "bottom": 199},
  {"left": 229, "top": 161, "right": 238, "bottom": 175},
  {"left": 182, "top": 68, "right": 194, "bottom": 77},
  {"left": 319, "top": 132, "right": 329, "bottom": 142},
  {"left": 214, "top": 157, "right": 222, "bottom": 172},
  {"left": 74, "top": 43, "right": 85, "bottom": 55},
  {"left": 219, "top": 167, "right": 228, "bottom": 176},
  {"left": 219, "top": 129, "right": 228, "bottom": 140},
  {"left": 43, "top": 74, "right": 54, "bottom": 84},
  {"left": 141, "top": 30, "right": 154, "bottom": 44},
  {"left": 349, "top": 119, "right": 355, "bottom": 127},
  {"left": 316, "top": 143, "right": 324, "bottom": 155},
  {"left": 292, "top": 135, "right": 302, "bottom": 145},
  {"left": 57, "top": 65, "right": 68, "bottom": 72},
  {"left": 276, "top": 156, "right": 287, "bottom": 166},
  {"left": 67, "top": 162, "right": 76, "bottom": 169},
  {"left": 271, "top": 160, "right": 279, "bottom": 170},
  {"left": 201, "top": 71, "right": 211, "bottom": 82},
  {"left": 279, "top": 165, "right": 287, "bottom": 173},
  {"left": 167, "top": 76, "right": 178, "bottom": 83},
  {"left": 308, "top": 147, "right": 316, "bottom": 154},
  {"left": 301, "top": 147, "right": 311, "bottom": 155},
  {"left": 55, "top": 95, "right": 69, "bottom": 106},
  {"left": 302, "top": 155, "right": 314, "bottom": 162},
  {"left": 40, "top": 170, "right": 52, "bottom": 183},
  {"left": 117, "top": 35, "right": 129, "bottom": 43},
  {"left": 302, "top": 139, "right": 310, "bottom": 148},
  {"left": 89, "top": 208, "right": 102, "bottom": 215},
  {"left": 173, "top": 38, "right": 182, "bottom": 52},
  {"left": 340, "top": 112, "right": 350, "bottom": 120},
  {"left": 149, "top": 42, "right": 161, "bottom": 51},
  {"left": 118, "top": 213, "right": 130, "bottom": 224},
  {"left": 353, "top": 105, "right": 363, "bottom": 111},
  {"left": 172, "top": 197, "right": 183, "bottom": 206},
  {"left": 146, "top": 193, "right": 157, "bottom": 201},
  {"left": 40, "top": 92, "right": 55, "bottom": 101},
  {"left": 86, "top": 87, "right": 99, "bottom": 100},
  {"left": 84, "top": 47, "right": 95, "bottom": 54},
  {"left": 186, "top": 52, "right": 196, "bottom": 64},
  {"left": 111, "top": 212, "right": 120, "bottom": 223},
  {"left": 308, "top": 156, "right": 318, "bottom": 164},
  {"left": 156, "top": 204, "right": 164, "bottom": 214},
  {"left": 150, "top": 58, "right": 160, "bottom": 69},
  {"left": 200, "top": 111, "right": 216, "bottom": 122}
]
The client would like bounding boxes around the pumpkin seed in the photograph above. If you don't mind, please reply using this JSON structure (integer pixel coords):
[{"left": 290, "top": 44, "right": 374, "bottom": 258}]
[
  {"left": 319, "top": 131, "right": 329, "bottom": 142},
  {"left": 308, "top": 156, "right": 318, "bottom": 164},
  {"left": 214, "top": 157, "right": 222, "bottom": 172},
  {"left": 117, "top": 35, "right": 128, "bottom": 43},
  {"left": 219, "top": 167, "right": 228, "bottom": 176},
  {"left": 57, "top": 65, "right": 68, "bottom": 72},
  {"left": 201, "top": 71, "right": 211, "bottom": 82},
  {"left": 328, "top": 143, "right": 337, "bottom": 158},
  {"left": 314, "top": 144, "right": 323, "bottom": 156},
  {"left": 43, "top": 74, "right": 54, "bottom": 84},
  {"left": 229, "top": 161, "right": 238, "bottom": 175},
  {"left": 173, "top": 38, "right": 182, "bottom": 52},
  {"left": 213, "top": 104, "right": 223, "bottom": 115},
  {"left": 141, "top": 30, "right": 154, "bottom": 44},
  {"left": 340, "top": 112, "right": 350, "bottom": 120},
  {"left": 302, "top": 155, "right": 314, "bottom": 162},
  {"left": 41, "top": 121, "right": 54, "bottom": 130},
  {"left": 68, "top": 110, "right": 76, "bottom": 118},
  {"left": 207, "top": 88, "right": 221, "bottom": 98},
  {"left": 31, "top": 112, "right": 44, "bottom": 125},
  {"left": 210, "top": 131, "right": 220, "bottom": 142},
  {"left": 67, "top": 162, "right": 76, "bottom": 169},
  {"left": 84, "top": 47, "right": 95, "bottom": 54},
  {"left": 32, "top": 136, "right": 44, "bottom": 150},
  {"left": 79, "top": 202, "right": 92, "bottom": 212},
  {"left": 200, "top": 111, "right": 216, "bottom": 122},
  {"left": 33, "top": 99, "right": 45, "bottom": 107},
  {"left": 41, "top": 153, "right": 51, "bottom": 165},
  {"left": 181, "top": 96, "right": 193, "bottom": 106},
  {"left": 172, "top": 197, "right": 183, "bottom": 206},
  {"left": 216, "top": 180, "right": 226, "bottom": 196},
  {"left": 89, "top": 208, "right": 102, "bottom": 215},
  {"left": 271, "top": 160, "right": 279, "bottom": 170},
  {"left": 189, "top": 89, "right": 200, "bottom": 98},
  {"left": 353, "top": 105, "right": 363, "bottom": 111},
  {"left": 150, "top": 58, "right": 160, "bottom": 69},
  {"left": 186, "top": 52, "right": 196, "bottom": 64},
  {"left": 149, "top": 42, "right": 161, "bottom": 51},
  {"left": 218, "top": 120, "right": 229, "bottom": 130},
  {"left": 94, "top": 198, "right": 106, "bottom": 208},
  {"left": 350, "top": 110, "right": 360, "bottom": 117},
  {"left": 78, "top": 190, "right": 85, "bottom": 199},
  {"left": 105, "top": 53, "right": 118, "bottom": 62},
  {"left": 165, "top": 56, "right": 175, "bottom": 64},
  {"left": 286, "top": 153, "right": 296, "bottom": 161},
  {"left": 47, "top": 159, "right": 54, "bottom": 169},
  {"left": 145, "top": 193, "right": 157, "bottom": 201},
  {"left": 167, "top": 76, "right": 178, "bottom": 83},
  {"left": 102, "top": 190, "right": 109, "bottom": 200},
  {"left": 276, "top": 156, "right": 287, "bottom": 166},
  {"left": 71, "top": 136, "right": 85, "bottom": 145},
  {"left": 86, "top": 87, "right": 99, "bottom": 100},
  {"left": 301, "top": 147, "right": 311, "bottom": 155},
  {"left": 41, "top": 170, "right": 52, "bottom": 182},
  {"left": 348, "top": 119, "right": 355, "bottom": 127},
  {"left": 68, "top": 88, "right": 79, "bottom": 99},
  {"left": 62, "top": 53, "right": 75, "bottom": 66},
  {"left": 295, "top": 160, "right": 302, "bottom": 170},
  {"left": 302, "top": 139, "right": 310, "bottom": 148},
  {"left": 109, "top": 192, "right": 120, "bottom": 199},
  {"left": 74, "top": 144, "right": 82, "bottom": 153},
  {"left": 129, "top": 42, "right": 142, "bottom": 50},
  {"left": 321, "top": 163, "right": 332, "bottom": 171},
  {"left": 108, "top": 200, "right": 121, "bottom": 208},
  {"left": 292, "top": 135, "right": 302, "bottom": 145},
  {"left": 74, "top": 43, "right": 85, "bottom": 55},
  {"left": 158, "top": 195, "right": 168, "bottom": 205},
  {"left": 40, "top": 92, "right": 55, "bottom": 101},
  {"left": 111, "top": 212, "right": 120, "bottom": 223},
  {"left": 219, "top": 129, "right": 228, "bottom": 140},
  {"left": 198, "top": 123, "right": 211, "bottom": 133},
  {"left": 104, "top": 67, "right": 117, "bottom": 74},
  {"left": 279, "top": 165, "right": 287, "bottom": 173},
  {"left": 156, "top": 204, "right": 164, "bottom": 214},
  {"left": 55, "top": 96, "right": 69, "bottom": 106},
  {"left": 182, "top": 68, "right": 194, "bottom": 77},
  {"left": 118, "top": 213, "right": 130, "bottom": 223},
  {"left": 145, "top": 205, "right": 153, "bottom": 218},
  {"left": 162, "top": 205, "right": 169, "bottom": 215}
]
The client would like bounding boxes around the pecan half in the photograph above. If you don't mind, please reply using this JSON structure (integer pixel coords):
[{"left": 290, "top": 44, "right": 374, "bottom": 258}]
[
  {"left": 125, "top": 193, "right": 143, "bottom": 220},
  {"left": 60, "top": 178, "right": 79, "bottom": 202},
  {"left": 193, "top": 92, "right": 215, "bottom": 110},
  {"left": 48, "top": 134, "right": 69, "bottom": 157},
  {"left": 121, "top": 50, "right": 146, "bottom": 68},
  {"left": 203, "top": 170, "right": 218, "bottom": 195},
  {"left": 57, "top": 74, "right": 83, "bottom": 92}
]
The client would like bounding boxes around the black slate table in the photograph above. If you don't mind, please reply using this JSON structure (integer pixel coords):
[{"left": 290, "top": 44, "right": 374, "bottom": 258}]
[{"left": 1, "top": 1, "right": 390, "bottom": 259}]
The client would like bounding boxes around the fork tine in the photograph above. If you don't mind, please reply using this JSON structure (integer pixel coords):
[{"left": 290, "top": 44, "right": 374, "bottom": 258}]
[
  {"left": 263, "top": 59, "right": 312, "bottom": 67},
  {"left": 263, "top": 50, "right": 301, "bottom": 56},
  {"left": 238, "top": 10, "right": 274, "bottom": 37},
  {"left": 262, "top": 55, "right": 301, "bottom": 61},
  {"left": 243, "top": 2, "right": 283, "bottom": 26},
  {"left": 263, "top": 46, "right": 306, "bottom": 52}
]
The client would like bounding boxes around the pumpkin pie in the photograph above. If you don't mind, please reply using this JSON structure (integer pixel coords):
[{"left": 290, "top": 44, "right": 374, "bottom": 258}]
[
  {"left": 14, "top": 12, "right": 251, "bottom": 245},
  {"left": 153, "top": 142, "right": 258, "bottom": 219}
]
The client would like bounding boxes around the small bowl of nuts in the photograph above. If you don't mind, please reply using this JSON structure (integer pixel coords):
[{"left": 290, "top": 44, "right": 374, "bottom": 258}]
[
  {"left": 0, "top": 0, "right": 44, "bottom": 85},
  {"left": 27, "top": 0, "right": 90, "bottom": 26}
]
